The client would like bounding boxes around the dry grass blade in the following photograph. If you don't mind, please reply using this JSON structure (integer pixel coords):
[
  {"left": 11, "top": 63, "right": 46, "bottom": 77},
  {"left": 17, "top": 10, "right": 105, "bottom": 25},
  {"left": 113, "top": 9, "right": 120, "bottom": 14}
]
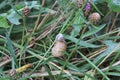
[
  {"left": 35, "top": 15, "right": 65, "bottom": 40},
  {"left": 27, "top": 50, "right": 75, "bottom": 80},
  {"left": 29, "top": 70, "right": 83, "bottom": 78}
]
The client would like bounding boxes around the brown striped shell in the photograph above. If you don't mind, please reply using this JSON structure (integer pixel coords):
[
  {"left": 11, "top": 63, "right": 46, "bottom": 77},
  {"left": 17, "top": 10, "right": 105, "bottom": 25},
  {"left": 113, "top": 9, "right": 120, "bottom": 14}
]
[{"left": 52, "top": 34, "right": 67, "bottom": 57}]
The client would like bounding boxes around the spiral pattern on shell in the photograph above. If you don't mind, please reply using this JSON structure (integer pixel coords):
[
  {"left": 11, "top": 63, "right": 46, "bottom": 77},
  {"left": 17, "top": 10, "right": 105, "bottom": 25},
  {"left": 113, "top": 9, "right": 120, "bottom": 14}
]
[
  {"left": 52, "top": 41, "right": 67, "bottom": 57},
  {"left": 52, "top": 34, "right": 67, "bottom": 57}
]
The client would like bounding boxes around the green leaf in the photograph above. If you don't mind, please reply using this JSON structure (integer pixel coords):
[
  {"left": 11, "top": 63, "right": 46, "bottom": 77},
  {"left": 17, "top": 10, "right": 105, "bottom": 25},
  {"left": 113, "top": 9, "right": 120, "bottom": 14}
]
[
  {"left": 77, "top": 51, "right": 110, "bottom": 80},
  {"left": 90, "top": 1, "right": 104, "bottom": 15},
  {"left": 57, "top": 0, "right": 70, "bottom": 12},
  {"left": 73, "top": 12, "right": 85, "bottom": 25},
  {"left": 71, "top": 24, "right": 82, "bottom": 37},
  {"left": 6, "top": 33, "right": 18, "bottom": 68},
  {"left": 45, "top": 65, "right": 55, "bottom": 80},
  {"left": 70, "top": 11, "right": 85, "bottom": 37},
  {"left": 92, "top": 0, "right": 107, "bottom": 3},
  {"left": 7, "top": 10, "right": 21, "bottom": 25},
  {"left": 6, "top": 1, "right": 38, "bottom": 25},
  {"left": 84, "top": 70, "right": 95, "bottom": 80},
  {"left": 81, "top": 24, "right": 106, "bottom": 39},
  {"left": 64, "top": 35, "right": 100, "bottom": 48},
  {"left": 0, "top": 1, "right": 8, "bottom": 9},
  {"left": 108, "top": 0, "right": 120, "bottom": 12},
  {"left": 107, "top": 72, "right": 120, "bottom": 76},
  {"left": 56, "top": 59, "right": 82, "bottom": 72},
  {"left": 0, "top": 16, "right": 10, "bottom": 28},
  {"left": 108, "top": 65, "right": 120, "bottom": 71},
  {"left": 93, "top": 40, "right": 119, "bottom": 64},
  {"left": 6, "top": 1, "right": 56, "bottom": 25},
  {"left": 0, "top": 77, "right": 11, "bottom": 80}
]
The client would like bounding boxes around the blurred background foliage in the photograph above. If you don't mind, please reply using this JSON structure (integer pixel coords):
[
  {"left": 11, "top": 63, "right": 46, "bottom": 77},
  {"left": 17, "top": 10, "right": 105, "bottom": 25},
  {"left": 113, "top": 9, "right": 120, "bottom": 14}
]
[{"left": 0, "top": 0, "right": 120, "bottom": 80}]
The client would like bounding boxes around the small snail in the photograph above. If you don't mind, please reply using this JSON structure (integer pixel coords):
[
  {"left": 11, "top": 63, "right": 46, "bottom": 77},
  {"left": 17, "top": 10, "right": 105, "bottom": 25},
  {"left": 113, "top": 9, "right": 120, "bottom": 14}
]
[
  {"left": 88, "top": 12, "right": 101, "bottom": 24},
  {"left": 52, "top": 34, "right": 67, "bottom": 57}
]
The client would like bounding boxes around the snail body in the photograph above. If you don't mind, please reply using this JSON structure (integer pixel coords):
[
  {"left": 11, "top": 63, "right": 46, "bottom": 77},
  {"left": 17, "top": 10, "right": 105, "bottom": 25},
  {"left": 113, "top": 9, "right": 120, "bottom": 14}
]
[{"left": 52, "top": 34, "right": 67, "bottom": 57}]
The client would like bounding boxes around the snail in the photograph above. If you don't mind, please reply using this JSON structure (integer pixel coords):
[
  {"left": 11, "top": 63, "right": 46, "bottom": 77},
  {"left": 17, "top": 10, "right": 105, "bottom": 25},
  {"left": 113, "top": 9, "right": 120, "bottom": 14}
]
[
  {"left": 88, "top": 12, "right": 101, "bottom": 24},
  {"left": 52, "top": 34, "right": 67, "bottom": 57}
]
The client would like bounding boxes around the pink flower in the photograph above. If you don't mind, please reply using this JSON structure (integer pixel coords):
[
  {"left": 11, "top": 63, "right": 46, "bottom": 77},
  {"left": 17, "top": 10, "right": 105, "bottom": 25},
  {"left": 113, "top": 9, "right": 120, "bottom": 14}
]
[{"left": 84, "top": 2, "right": 91, "bottom": 11}]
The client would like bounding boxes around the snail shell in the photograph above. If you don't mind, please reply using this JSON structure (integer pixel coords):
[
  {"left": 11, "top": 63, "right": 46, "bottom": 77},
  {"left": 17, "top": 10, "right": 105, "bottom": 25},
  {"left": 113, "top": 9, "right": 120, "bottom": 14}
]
[{"left": 52, "top": 34, "right": 67, "bottom": 57}]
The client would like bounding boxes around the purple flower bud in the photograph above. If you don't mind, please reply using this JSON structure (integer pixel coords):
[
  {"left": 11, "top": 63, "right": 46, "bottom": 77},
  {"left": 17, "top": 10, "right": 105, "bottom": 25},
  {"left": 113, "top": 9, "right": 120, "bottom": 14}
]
[{"left": 84, "top": 2, "right": 91, "bottom": 11}]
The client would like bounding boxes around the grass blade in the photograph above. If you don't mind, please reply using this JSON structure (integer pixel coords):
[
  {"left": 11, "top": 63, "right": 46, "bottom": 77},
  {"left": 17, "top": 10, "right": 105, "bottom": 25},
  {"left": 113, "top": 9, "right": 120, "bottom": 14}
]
[{"left": 6, "top": 33, "right": 18, "bottom": 68}]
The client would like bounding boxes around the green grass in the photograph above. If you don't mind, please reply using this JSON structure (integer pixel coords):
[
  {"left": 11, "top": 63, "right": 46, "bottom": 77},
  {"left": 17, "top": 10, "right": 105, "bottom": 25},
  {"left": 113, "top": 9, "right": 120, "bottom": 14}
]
[{"left": 0, "top": 0, "right": 120, "bottom": 80}]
